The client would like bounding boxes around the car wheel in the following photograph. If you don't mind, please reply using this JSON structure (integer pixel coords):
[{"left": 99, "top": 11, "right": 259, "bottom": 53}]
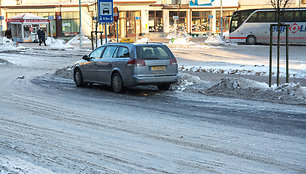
[
  {"left": 74, "top": 69, "right": 85, "bottom": 87},
  {"left": 157, "top": 83, "right": 171, "bottom": 90},
  {"left": 246, "top": 35, "right": 256, "bottom": 45},
  {"left": 112, "top": 72, "right": 126, "bottom": 93}
]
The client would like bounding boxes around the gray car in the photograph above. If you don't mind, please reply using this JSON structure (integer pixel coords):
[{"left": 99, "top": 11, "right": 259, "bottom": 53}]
[{"left": 73, "top": 43, "right": 178, "bottom": 93}]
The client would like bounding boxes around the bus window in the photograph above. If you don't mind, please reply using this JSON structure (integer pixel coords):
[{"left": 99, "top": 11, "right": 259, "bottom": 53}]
[
  {"left": 289, "top": 10, "right": 306, "bottom": 22},
  {"left": 282, "top": 11, "right": 295, "bottom": 22},
  {"left": 247, "top": 12, "right": 258, "bottom": 23}
]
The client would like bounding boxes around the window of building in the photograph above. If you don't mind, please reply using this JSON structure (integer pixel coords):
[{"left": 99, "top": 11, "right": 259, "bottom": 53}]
[
  {"left": 169, "top": 11, "right": 187, "bottom": 31},
  {"left": 192, "top": 11, "right": 211, "bottom": 32},
  {"left": 216, "top": 11, "right": 234, "bottom": 32},
  {"left": 149, "top": 11, "right": 163, "bottom": 32}
]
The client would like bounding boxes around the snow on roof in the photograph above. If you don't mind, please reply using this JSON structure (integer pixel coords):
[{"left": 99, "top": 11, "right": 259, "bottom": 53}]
[{"left": 8, "top": 13, "right": 47, "bottom": 20}]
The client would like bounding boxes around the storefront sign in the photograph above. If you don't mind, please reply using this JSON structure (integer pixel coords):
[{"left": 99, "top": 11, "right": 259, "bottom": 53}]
[
  {"left": 208, "top": 15, "right": 213, "bottom": 19},
  {"left": 98, "top": 0, "right": 113, "bottom": 23},
  {"left": 0, "top": 16, "right": 4, "bottom": 20},
  {"left": 6, "top": 19, "right": 48, "bottom": 23},
  {"left": 173, "top": 16, "right": 179, "bottom": 20}
]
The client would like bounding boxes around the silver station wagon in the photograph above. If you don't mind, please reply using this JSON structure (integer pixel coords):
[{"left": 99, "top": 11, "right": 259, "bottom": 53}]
[{"left": 73, "top": 43, "right": 178, "bottom": 93}]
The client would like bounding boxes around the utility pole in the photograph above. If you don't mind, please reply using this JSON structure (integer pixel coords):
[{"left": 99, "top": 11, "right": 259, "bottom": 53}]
[
  {"left": 79, "top": 0, "right": 83, "bottom": 47},
  {"left": 220, "top": 0, "right": 223, "bottom": 39}
]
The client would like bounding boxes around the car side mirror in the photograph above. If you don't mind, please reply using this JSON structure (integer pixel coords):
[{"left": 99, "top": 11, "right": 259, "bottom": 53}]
[{"left": 82, "top": 55, "right": 90, "bottom": 61}]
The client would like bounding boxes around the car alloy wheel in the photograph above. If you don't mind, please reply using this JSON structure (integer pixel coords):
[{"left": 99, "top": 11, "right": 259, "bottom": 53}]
[{"left": 112, "top": 72, "right": 125, "bottom": 93}]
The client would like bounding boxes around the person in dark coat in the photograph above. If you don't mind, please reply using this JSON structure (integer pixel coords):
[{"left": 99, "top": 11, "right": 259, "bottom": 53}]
[
  {"left": 37, "top": 28, "right": 47, "bottom": 46},
  {"left": 5, "top": 29, "right": 12, "bottom": 39}
]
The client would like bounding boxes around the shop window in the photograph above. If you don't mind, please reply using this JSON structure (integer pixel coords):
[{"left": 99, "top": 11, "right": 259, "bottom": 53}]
[
  {"left": 192, "top": 11, "right": 211, "bottom": 32},
  {"left": 149, "top": 11, "right": 163, "bottom": 32},
  {"left": 62, "top": 19, "right": 79, "bottom": 36},
  {"left": 216, "top": 11, "right": 234, "bottom": 32},
  {"left": 169, "top": 11, "right": 187, "bottom": 31}
]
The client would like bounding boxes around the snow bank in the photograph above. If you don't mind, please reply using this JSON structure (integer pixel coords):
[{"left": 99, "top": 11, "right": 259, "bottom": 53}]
[
  {"left": 204, "top": 35, "right": 226, "bottom": 45},
  {"left": 205, "top": 78, "right": 305, "bottom": 105},
  {"left": 52, "top": 66, "right": 305, "bottom": 105},
  {"left": 179, "top": 65, "right": 304, "bottom": 78},
  {"left": 0, "top": 37, "right": 24, "bottom": 50},
  {"left": 0, "top": 58, "right": 11, "bottom": 65},
  {"left": 68, "top": 35, "right": 92, "bottom": 45},
  {"left": 169, "top": 37, "right": 195, "bottom": 45},
  {"left": 54, "top": 66, "right": 73, "bottom": 79},
  {"left": 45, "top": 37, "right": 73, "bottom": 49},
  {"left": 0, "top": 155, "right": 56, "bottom": 174}
]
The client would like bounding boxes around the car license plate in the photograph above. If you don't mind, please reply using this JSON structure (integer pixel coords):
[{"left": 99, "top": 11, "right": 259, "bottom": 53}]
[{"left": 150, "top": 66, "right": 166, "bottom": 71}]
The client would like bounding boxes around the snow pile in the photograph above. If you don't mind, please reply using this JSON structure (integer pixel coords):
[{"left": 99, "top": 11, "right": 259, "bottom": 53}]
[
  {"left": 205, "top": 78, "right": 305, "bottom": 105},
  {"left": 47, "top": 38, "right": 73, "bottom": 49},
  {"left": 0, "top": 37, "right": 23, "bottom": 50},
  {"left": 204, "top": 35, "right": 226, "bottom": 45},
  {"left": 166, "top": 29, "right": 194, "bottom": 45},
  {"left": 0, "top": 58, "right": 11, "bottom": 65},
  {"left": 136, "top": 38, "right": 150, "bottom": 43},
  {"left": 179, "top": 65, "right": 303, "bottom": 78},
  {"left": 68, "top": 35, "right": 92, "bottom": 45},
  {"left": 174, "top": 73, "right": 203, "bottom": 90},
  {"left": 169, "top": 37, "right": 195, "bottom": 45},
  {"left": 0, "top": 155, "right": 56, "bottom": 174},
  {"left": 54, "top": 66, "right": 73, "bottom": 79}
]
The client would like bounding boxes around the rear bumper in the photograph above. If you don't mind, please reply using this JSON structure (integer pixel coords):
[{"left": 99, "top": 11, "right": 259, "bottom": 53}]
[{"left": 127, "top": 74, "right": 178, "bottom": 86}]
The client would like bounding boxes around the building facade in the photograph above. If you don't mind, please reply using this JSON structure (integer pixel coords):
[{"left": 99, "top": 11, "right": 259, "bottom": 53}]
[{"left": 0, "top": 0, "right": 305, "bottom": 40}]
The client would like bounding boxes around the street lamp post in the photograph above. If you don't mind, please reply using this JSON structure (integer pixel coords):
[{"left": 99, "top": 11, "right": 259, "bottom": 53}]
[
  {"left": 220, "top": 0, "right": 223, "bottom": 39},
  {"left": 79, "top": 0, "right": 83, "bottom": 47}
]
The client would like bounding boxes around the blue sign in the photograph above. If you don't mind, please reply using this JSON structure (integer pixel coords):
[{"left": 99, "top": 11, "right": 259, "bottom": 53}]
[
  {"left": 98, "top": 0, "right": 113, "bottom": 23},
  {"left": 0, "top": 16, "right": 4, "bottom": 20},
  {"left": 135, "top": 16, "right": 141, "bottom": 20},
  {"left": 48, "top": 16, "right": 54, "bottom": 20},
  {"left": 208, "top": 15, "right": 213, "bottom": 19},
  {"left": 93, "top": 17, "right": 98, "bottom": 20}
]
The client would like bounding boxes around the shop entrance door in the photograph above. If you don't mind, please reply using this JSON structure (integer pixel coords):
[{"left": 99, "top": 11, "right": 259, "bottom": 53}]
[{"left": 126, "top": 19, "right": 136, "bottom": 37}]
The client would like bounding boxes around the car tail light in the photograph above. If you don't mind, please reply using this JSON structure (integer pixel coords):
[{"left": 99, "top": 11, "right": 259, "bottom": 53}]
[
  {"left": 127, "top": 59, "right": 146, "bottom": 67},
  {"left": 170, "top": 58, "right": 177, "bottom": 65}
]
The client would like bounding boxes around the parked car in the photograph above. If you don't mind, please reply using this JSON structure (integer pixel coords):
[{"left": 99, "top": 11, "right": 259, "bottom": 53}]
[{"left": 73, "top": 43, "right": 178, "bottom": 93}]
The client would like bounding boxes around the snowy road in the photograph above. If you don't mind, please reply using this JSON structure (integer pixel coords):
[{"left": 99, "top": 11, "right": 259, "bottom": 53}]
[{"left": 0, "top": 47, "right": 306, "bottom": 173}]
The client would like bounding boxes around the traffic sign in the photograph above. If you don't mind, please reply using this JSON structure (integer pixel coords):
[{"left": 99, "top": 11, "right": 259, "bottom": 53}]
[
  {"left": 0, "top": 16, "right": 4, "bottom": 20},
  {"left": 98, "top": 0, "right": 113, "bottom": 23},
  {"left": 113, "top": 6, "right": 119, "bottom": 22}
]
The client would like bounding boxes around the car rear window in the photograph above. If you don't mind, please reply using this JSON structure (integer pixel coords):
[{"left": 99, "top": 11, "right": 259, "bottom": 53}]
[{"left": 136, "top": 45, "right": 173, "bottom": 60}]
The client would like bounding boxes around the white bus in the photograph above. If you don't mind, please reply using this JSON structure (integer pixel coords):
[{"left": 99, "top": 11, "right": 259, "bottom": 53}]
[{"left": 229, "top": 8, "right": 306, "bottom": 44}]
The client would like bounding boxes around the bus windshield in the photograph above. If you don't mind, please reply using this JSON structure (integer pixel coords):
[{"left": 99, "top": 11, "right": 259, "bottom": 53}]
[{"left": 230, "top": 10, "right": 255, "bottom": 33}]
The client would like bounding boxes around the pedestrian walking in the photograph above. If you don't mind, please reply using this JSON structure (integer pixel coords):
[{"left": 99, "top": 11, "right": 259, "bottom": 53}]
[{"left": 37, "top": 28, "right": 47, "bottom": 46}]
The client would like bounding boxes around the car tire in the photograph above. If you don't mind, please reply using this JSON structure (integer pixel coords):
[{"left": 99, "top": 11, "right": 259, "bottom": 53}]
[
  {"left": 112, "top": 72, "right": 126, "bottom": 93},
  {"left": 157, "top": 83, "right": 171, "bottom": 91},
  {"left": 246, "top": 35, "right": 256, "bottom": 45},
  {"left": 74, "top": 69, "right": 85, "bottom": 87}
]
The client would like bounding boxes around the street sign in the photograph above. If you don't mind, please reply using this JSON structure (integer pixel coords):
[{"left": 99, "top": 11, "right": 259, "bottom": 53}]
[
  {"left": 93, "top": 16, "right": 98, "bottom": 21},
  {"left": 98, "top": 0, "right": 113, "bottom": 23},
  {"left": 113, "top": 6, "right": 119, "bottom": 22},
  {"left": 0, "top": 16, "right": 4, "bottom": 20},
  {"left": 48, "top": 16, "right": 54, "bottom": 20},
  {"left": 208, "top": 15, "right": 213, "bottom": 19},
  {"left": 173, "top": 16, "right": 179, "bottom": 20},
  {"left": 135, "top": 16, "right": 141, "bottom": 20}
]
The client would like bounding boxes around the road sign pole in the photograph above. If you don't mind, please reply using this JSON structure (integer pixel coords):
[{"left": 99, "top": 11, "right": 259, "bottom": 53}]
[
  {"left": 105, "top": 23, "right": 107, "bottom": 44},
  {"left": 79, "top": 0, "right": 83, "bottom": 47},
  {"left": 117, "top": 21, "right": 119, "bottom": 43}
]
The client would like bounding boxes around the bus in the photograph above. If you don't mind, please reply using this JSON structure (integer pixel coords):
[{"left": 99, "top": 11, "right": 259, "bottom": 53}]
[{"left": 229, "top": 8, "right": 306, "bottom": 44}]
